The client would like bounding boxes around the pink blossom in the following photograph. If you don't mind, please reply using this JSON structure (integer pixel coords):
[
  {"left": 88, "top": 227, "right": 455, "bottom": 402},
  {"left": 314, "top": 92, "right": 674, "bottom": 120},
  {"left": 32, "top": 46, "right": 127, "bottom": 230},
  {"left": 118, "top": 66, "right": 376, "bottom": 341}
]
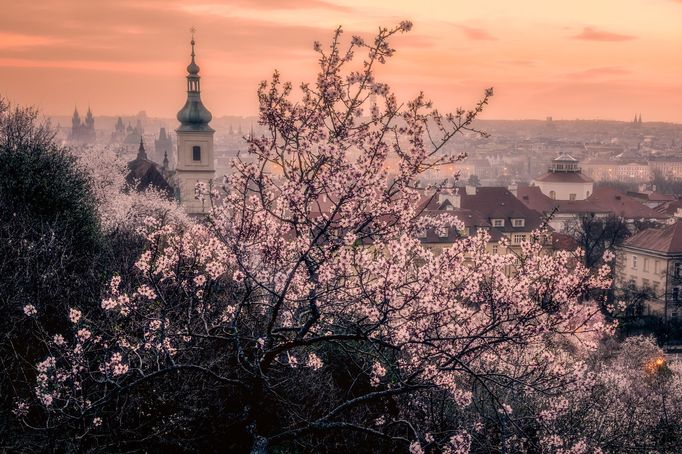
[{"left": 69, "top": 308, "right": 81, "bottom": 324}]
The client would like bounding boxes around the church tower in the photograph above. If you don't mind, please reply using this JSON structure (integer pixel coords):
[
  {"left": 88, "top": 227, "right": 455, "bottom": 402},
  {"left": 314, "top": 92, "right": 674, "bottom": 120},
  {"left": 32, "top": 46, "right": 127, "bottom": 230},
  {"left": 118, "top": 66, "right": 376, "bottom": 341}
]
[{"left": 175, "top": 32, "right": 215, "bottom": 214}]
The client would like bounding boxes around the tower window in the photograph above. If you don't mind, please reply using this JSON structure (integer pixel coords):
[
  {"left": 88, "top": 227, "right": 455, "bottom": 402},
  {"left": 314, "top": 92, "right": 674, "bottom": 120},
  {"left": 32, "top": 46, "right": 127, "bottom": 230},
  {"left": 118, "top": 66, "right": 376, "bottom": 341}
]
[{"left": 192, "top": 146, "right": 201, "bottom": 161}]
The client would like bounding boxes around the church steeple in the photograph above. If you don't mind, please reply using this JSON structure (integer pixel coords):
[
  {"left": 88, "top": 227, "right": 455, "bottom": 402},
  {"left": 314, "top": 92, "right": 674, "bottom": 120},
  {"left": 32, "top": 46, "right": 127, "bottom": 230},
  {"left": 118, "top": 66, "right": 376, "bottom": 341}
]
[
  {"left": 174, "top": 29, "right": 215, "bottom": 215},
  {"left": 72, "top": 107, "right": 81, "bottom": 129},
  {"left": 85, "top": 106, "right": 94, "bottom": 129},
  {"left": 137, "top": 137, "right": 147, "bottom": 160},
  {"left": 176, "top": 30, "right": 213, "bottom": 132}
]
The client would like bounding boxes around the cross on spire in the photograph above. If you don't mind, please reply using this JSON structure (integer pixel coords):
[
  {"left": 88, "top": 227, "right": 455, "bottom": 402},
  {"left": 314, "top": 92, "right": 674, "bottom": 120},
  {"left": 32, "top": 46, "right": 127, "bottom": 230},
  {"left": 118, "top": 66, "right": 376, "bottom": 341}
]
[{"left": 190, "top": 27, "right": 196, "bottom": 58}]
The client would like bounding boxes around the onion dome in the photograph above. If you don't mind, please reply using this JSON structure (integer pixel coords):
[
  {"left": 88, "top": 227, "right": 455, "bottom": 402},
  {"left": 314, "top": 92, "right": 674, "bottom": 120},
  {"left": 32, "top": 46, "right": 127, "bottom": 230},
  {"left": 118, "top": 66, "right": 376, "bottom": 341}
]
[{"left": 176, "top": 34, "right": 213, "bottom": 132}]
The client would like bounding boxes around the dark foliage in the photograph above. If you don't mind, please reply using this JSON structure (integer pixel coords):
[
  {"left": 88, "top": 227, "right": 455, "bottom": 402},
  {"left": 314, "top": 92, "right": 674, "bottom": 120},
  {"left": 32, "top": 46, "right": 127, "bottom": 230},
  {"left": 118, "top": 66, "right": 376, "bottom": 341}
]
[{"left": 0, "top": 99, "right": 106, "bottom": 450}]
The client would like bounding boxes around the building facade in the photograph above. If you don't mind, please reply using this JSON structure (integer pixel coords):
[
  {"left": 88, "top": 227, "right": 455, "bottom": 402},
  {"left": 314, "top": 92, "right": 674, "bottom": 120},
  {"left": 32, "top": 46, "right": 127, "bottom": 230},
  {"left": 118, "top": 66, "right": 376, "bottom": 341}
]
[{"left": 618, "top": 220, "right": 682, "bottom": 319}]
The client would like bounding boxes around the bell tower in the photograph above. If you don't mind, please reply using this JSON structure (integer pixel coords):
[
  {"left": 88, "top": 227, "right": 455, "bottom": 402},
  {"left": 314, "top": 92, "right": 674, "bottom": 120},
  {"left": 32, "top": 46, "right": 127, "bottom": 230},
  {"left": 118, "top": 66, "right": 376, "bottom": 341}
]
[{"left": 175, "top": 30, "right": 215, "bottom": 214}]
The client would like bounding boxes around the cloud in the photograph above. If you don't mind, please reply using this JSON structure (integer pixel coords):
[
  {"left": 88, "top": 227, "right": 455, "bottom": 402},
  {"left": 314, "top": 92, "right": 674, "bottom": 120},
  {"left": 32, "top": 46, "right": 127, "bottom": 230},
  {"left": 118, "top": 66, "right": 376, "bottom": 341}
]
[
  {"left": 499, "top": 60, "right": 537, "bottom": 67},
  {"left": 208, "top": 0, "right": 351, "bottom": 11},
  {"left": 565, "top": 66, "right": 631, "bottom": 79},
  {"left": 0, "top": 32, "right": 62, "bottom": 50},
  {"left": 455, "top": 25, "right": 497, "bottom": 41},
  {"left": 571, "top": 27, "right": 636, "bottom": 41}
]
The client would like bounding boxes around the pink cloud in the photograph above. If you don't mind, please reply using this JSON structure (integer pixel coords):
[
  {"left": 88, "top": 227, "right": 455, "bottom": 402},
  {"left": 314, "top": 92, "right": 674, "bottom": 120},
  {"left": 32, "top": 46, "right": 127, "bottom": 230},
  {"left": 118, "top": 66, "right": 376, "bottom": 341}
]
[
  {"left": 565, "top": 66, "right": 631, "bottom": 79},
  {"left": 456, "top": 25, "right": 497, "bottom": 41},
  {"left": 499, "top": 60, "right": 537, "bottom": 67},
  {"left": 571, "top": 27, "right": 636, "bottom": 41}
]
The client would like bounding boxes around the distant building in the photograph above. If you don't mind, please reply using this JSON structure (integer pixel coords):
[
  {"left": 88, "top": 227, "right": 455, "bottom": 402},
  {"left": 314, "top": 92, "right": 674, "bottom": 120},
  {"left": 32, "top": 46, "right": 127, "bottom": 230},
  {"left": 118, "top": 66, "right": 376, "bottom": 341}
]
[
  {"left": 649, "top": 158, "right": 682, "bottom": 180},
  {"left": 126, "top": 138, "right": 173, "bottom": 197},
  {"left": 70, "top": 107, "right": 96, "bottom": 144},
  {"left": 582, "top": 160, "right": 651, "bottom": 183},
  {"left": 111, "top": 117, "right": 126, "bottom": 143},
  {"left": 533, "top": 154, "right": 593, "bottom": 201},
  {"left": 174, "top": 34, "right": 215, "bottom": 215},
  {"left": 155, "top": 127, "right": 174, "bottom": 166}
]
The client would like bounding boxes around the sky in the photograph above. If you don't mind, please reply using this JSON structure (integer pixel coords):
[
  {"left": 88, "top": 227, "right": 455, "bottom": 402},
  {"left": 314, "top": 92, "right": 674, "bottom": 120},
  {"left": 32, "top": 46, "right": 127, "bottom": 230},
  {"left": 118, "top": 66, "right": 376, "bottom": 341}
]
[{"left": 1, "top": 0, "right": 681, "bottom": 122}]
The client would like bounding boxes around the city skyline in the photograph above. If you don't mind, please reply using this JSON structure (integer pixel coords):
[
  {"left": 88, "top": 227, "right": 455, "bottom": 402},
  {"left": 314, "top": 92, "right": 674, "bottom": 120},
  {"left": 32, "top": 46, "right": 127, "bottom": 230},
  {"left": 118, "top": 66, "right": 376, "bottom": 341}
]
[{"left": 1, "top": 0, "right": 681, "bottom": 122}]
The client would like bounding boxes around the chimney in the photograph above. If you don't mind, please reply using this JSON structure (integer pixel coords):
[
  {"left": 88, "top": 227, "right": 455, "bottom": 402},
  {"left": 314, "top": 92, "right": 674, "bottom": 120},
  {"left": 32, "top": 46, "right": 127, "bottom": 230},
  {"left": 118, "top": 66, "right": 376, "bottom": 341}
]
[
  {"left": 465, "top": 184, "right": 477, "bottom": 196},
  {"left": 437, "top": 188, "right": 461, "bottom": 209}
]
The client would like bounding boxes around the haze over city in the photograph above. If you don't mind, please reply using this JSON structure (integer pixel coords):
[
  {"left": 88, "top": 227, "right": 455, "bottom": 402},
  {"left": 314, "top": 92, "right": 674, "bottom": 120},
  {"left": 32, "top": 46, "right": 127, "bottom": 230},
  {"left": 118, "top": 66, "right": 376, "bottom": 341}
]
[{"left": 1, "top": 0, "right": 681, "bottom": 121}]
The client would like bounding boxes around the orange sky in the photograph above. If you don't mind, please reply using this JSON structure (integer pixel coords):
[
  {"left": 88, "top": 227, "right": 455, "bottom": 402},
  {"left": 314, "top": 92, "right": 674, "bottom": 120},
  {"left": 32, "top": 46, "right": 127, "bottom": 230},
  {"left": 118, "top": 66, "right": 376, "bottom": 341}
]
[{"left": 1, "top": 0, "right": 681, "bottom": 122}]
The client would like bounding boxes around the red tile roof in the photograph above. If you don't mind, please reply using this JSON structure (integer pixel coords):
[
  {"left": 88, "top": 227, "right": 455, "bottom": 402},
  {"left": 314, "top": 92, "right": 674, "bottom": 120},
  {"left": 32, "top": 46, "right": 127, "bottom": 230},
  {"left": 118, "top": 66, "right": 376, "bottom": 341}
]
[
  {"left": 460, "top": 187, "right": 546, "bottom": 232},
  {"left": 516, "top": 185, "right": 669, "bottom": 220},
  {"left": 534, "top": 172, "right": 593, "bottom": 183},
  {"left": 624, "top": 220, "right": 682, "bottom": 254}
]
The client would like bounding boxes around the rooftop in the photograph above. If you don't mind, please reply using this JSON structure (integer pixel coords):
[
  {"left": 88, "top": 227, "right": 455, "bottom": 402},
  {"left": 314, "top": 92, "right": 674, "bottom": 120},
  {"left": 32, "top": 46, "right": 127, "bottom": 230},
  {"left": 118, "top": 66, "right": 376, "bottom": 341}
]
[{"left": 624, "top": 220, "right": 682, "bottom": 254}]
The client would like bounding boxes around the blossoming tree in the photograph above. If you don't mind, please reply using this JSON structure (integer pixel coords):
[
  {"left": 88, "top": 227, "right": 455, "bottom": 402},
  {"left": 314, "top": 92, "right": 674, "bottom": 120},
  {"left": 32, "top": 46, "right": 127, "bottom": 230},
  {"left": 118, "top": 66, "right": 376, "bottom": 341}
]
[{"left": 21, "top": 23, "right": 628, "bottom": 452}]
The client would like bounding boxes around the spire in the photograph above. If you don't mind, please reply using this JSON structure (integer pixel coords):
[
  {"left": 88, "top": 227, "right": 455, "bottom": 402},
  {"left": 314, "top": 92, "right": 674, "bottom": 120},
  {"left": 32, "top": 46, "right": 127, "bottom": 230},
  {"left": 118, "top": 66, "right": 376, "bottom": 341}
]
[
  {"left": 186, "top": 27, "right": 200, "bottom": 78},
  {"left": 176, "top": 29, "right": 213, "bottom": 132},
  {"left": 72, "top": 106, "right": 81, "bottom": 129},
  {"left": 85, "top": 106, "right": 94, "bottom": 129},
  {"left": 137, "top": 136, "right": 148, "bottom": 160},
  {"left": 163, "top": 150, "right": 169, "bottom": 170}
]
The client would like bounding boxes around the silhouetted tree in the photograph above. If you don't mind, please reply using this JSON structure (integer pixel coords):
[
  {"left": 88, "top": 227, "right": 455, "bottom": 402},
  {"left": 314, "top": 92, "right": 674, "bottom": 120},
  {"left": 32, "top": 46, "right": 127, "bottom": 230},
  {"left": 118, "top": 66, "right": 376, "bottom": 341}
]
[{"left": 563, "top": 214, "right": 631, "bottom": 268}]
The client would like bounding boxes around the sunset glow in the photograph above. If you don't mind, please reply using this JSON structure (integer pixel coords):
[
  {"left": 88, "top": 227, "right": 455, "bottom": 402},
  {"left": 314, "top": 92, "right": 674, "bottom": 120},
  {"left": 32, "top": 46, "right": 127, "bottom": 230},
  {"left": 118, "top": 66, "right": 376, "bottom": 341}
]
[{"left": 1, "top": 0, "right": 681, "bottom": 121}]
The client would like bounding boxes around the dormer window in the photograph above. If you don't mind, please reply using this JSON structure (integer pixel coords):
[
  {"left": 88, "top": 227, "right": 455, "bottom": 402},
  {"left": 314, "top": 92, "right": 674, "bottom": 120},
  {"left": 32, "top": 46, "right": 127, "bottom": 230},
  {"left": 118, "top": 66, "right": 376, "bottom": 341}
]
[
  {"left": 437, "top": 228, "right": 449, "bottom": 238},
  {"left": 492, "top": 219, "right": 504, "bottom": 227},
  {"left": 512, "top": 219, "right": 525, "bottom": 228},
  {"left": 192, "top": 146, "right": 201, "bottom": 161}
]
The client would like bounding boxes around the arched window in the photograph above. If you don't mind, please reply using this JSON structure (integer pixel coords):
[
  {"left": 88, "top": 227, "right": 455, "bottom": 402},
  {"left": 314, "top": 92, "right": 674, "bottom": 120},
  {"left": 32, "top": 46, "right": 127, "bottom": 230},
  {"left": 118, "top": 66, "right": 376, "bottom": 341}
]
[
  {"left": 549, "top": 190, "right": 556, "bottom": 200},
  {"left": 192, "top": 146, "right": 201, "bottom": 161}
]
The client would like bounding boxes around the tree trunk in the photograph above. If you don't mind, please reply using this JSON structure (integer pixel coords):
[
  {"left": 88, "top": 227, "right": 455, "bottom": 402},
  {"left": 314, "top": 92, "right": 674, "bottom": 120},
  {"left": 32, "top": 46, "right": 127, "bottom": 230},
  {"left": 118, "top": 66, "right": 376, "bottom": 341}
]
[{"left": 250, "top": 435, "right": 268, "bottom": 454}]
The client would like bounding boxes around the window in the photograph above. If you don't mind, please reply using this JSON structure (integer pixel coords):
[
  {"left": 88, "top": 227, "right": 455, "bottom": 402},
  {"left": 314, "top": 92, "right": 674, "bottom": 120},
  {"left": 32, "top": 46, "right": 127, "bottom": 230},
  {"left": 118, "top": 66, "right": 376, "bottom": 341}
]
[
  {"left": 586, "top": 191, "right": 591, "bottom": 197},
  {"left": 492, "top": 219, "right": 505, "bottom": 227},
  {"left": 653, "top": 281, "right": 660, "bottom": 295},
  {"left": 417, "top": 229, "right": 427, "bottom": 239},
  {"left": 632, "top": 255, "right": 638, "bottom": 269},
  {"left": 569, "top": 193, "right": 576, "bottom": 201},
  {"left": 643, "top": 258, "right": 649, "bottom": 272},
  {"left": 549, "top": 190, "right": 556, "bottom": 200},
  {"left": 492, "top": 245, "right": 498, "bottom": 254},
  {"left": 655, "top": 261, "right": 660, "bottom": 274},
  {"left": 437, "top": 228, "right": 449, "bottom": 238},
  {"left": 192, "top": 146, "right": 201, "bottom": 161},
  {"left": 513, "top": 234, "right": 526, "bottom": 244},
  {"left": 642, "top": 278, "right": 650, "bottom": 288},
  {"left": 512, "top": 219, "right": 525, "bottom": 227},
  {"left": 675, "top": 262, "right": 681, "bottom": 277},
  {"left": 673, "top": 287, "right": 680, "bottom": 301}
]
